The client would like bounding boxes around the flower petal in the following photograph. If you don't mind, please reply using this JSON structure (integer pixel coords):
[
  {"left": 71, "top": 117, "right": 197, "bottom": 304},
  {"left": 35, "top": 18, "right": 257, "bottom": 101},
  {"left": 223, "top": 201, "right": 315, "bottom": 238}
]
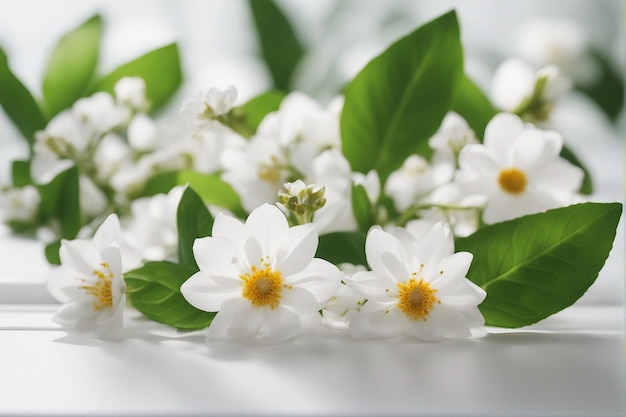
[
  {"left": 92, "top": 214, "right": 122, "bottom": 251},
  {"left": 380, "top": 252, "right": 409, "bottom": 282},
  {"left": 207, "top": 298, "right": 262, "bottom": 340},
  {"left": 243, "top": 236, "right": 264, "bottom": 269},
  {"left": 344, "top": 271, "right": 395, "bottom": 302},
  {"left": 212, "top": 212, "right": 245, "bottom": 243},
  {"left": 430, "top": 251, "right": 473, "bottom": 290},
  {"left": 277, "top": 223, "right": 318, "bottom": 276},
  {"left": 425, "top": 304, "right": 472, "bottom": 339},
  {"left": 53, "top": 300, "right": 99, "bottom": 326},
  {"left": 458, "top": 145, "right": 500, "bottom": 181},
  {"left": 245, "top": 204, "right": 289, "bottom": 257},
  {"left": 193, "top": 236, "right": 240, "bottom": 277},
  {"left": 365, "top": 228, "right": 406, "bottom": 283},
  {"left": 483, "top": 113, "right": 524, "bottom": 160},
  {"left": 180, "top": 271, "right": 241, "bottom": 312},
  {"left": 535, "top": 159, "right": 584, "bottom": 193},
  {"left": 413, "top": 222, "right": 449, "bottom": 279},
  {"left": 280, "top": 286, "right": 321, "bottom": 314},
  {"left": 285, "top": 258, "right": 342, "bottom": 303},
  {"left": 262, "top": 306, "right": 302, "bottom": 341},
  {"left": 59, "top": 239, "right": 101, "bottom": 279}
]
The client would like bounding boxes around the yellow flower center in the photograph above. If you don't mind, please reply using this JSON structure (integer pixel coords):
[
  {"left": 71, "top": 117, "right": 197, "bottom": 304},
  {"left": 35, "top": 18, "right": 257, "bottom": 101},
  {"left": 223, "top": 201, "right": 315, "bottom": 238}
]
[
  {"left": 396, "top": 276, "right": 440, "bottom": 321},
  {"left": 241, "top": 263, "right": 284, "bottom": 309},
  {"left": 80, "top": 262, "right": 114, "bottom": 311},
  {"left": 498, "top": 167, "right": 527, "bottom": 195}
]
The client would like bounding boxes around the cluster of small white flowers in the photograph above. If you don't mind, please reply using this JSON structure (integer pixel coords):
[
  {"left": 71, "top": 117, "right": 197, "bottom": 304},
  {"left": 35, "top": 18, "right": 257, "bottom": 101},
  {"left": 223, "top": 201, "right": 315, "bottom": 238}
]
[
  {"left": 220, "top": 92, "right": 363, "bottom": 234},
  {"left": 40, "top": 24, "right": 588, "bottom": 343}
]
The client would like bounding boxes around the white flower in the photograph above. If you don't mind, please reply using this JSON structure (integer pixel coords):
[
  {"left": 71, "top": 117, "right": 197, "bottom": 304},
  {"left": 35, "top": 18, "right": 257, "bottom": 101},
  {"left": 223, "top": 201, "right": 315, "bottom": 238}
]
[
  {"left": 46, "top": 214, "right": 125, "bottom": 337},
  {"left": 180, "top": 86, "right": 237, "bottom": 128},
  {"left": 429, "top": 112, "right": 478, "bottom": 159},
  {"left": 127, "top": 114, "right": 158, "bottom": 151},
  {"left": 457, "top": 113, "right": 584, "bottom": 224},
  {"left": 180, "top": 204, "right": 343, "bottom": 341},
  {"left": 257, "top": 91, "right": 342, "bottom": 150},
  {"left": 491, "top": 59, "right": 571, "bottom": 121},
  {"left": 114, "top": 77, "right": 150, "bottom": 112},
  {"left": 0, "top": 185, "right": 41, "bottom": 223},
  {"left": 385, "top": 154, "right": 453, "bottom": 212},
  {"left": 345, "top": 223, "right": 486, "bottom": 340},
  {"left": 121, "top": 186, "right": 184, "bottom": 269},
  {"left": 73, "top": 92, "right": 127, "bottom": 135},
  {"left": 416, "top": 184, "right": 484, "bottom": 238},
  {"left": 92, "top": 133, "right": 133, "bottom": 182}
]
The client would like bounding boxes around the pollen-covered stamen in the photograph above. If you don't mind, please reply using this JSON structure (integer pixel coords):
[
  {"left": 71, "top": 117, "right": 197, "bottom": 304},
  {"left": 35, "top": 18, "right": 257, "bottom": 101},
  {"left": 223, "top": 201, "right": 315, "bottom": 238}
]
[
  {"left": 80, "top": 262, "right": 114, "bottom": 311},
  {"left": 396, "top": 273, "right": 440, "bottom": 321},
  {"left": 498, "top": 167, "right": 527, "bottom": 195},
  {"left": 241, "top": 263, "right": 284, "bottom": 309}
]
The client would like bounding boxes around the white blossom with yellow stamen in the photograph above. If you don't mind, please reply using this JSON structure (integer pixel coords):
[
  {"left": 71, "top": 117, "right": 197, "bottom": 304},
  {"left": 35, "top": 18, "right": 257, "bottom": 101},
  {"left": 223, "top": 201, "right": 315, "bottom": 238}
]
[
  {"left": 47, "top": 214, "right": 125, "bottom": 337},
  {"left": 181, "top": 204, "right": 343, "bottom": 341},
  {"left": 345, "top": 223, "right": 485, "bottom": 340},
  {"left": 456, "top": 113, "right": 584, "bottom": 224}
]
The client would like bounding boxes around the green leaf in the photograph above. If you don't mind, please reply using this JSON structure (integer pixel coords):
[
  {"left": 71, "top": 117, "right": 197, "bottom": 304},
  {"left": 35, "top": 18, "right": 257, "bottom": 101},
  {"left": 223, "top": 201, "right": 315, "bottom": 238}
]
[
  {"left": 248, "top": 0, "right": 304, "bottom": 91},
  {"left": 138, "top": 171, "right": 247, "bottom": 218},
  {"left": 560, "top": 145, "right": 593, "bottom": 195},
  {"left": 125, "top": 261, "right": 216, "bottom": 330},
  {"left": 178, "top": 170, "right": 247, "bottom": 218},
  {"left": 177, "top": 186, "right": 214, "bottom": 269},
  {"left": 228, "top": 90, "right": 285, "bottom": 138},
  {"left": 0, "top": 48, "right": 46, "bottom": 147},
  {"left": 91, "top": 43, "right": 182, "bottom": 111},
  {"left": 45, "top": 241, "right": 62, "bottom": 265},
  {"left": 317, "top": 232, "right": 367, "bottom": 267},
  {"left": 452, "top": 75, "right": 497, "bottom": 138},
  {"left": 456, "top": 202, "right": 622, "bottom": 328},
  {"left": 352, "top": 184, "right": 373, "bottom": 233},
  {"left": 12, "top": 160, "right": 32, "bottom": 187},
  {"left": 138, "top": 171, "right": 179, "bottom": 197},
  {"left": 37, "top": 165, "right": 81, "bottom": 239},
  {"left": 340, "top": 11, "right": 463, "bottom": 181},
  {"left": 42, "top": 14, "right": 102, "bottom": 119}
]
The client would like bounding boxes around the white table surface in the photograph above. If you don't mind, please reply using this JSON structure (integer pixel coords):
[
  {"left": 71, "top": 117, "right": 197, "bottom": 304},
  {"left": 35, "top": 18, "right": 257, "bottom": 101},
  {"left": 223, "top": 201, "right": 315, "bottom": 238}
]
[{"left": 0, "top": 303, "right": 622, "bottom": 417}]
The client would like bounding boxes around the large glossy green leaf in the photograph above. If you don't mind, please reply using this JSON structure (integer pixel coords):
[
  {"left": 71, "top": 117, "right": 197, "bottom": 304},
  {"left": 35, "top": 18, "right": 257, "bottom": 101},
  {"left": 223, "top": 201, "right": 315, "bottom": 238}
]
[
  {"left": 42, "top": 14, "right": 102, "bottom": 119},
  {"left": 456, "top": 202, "right": 622, "bottom": 328},
  {"left": 248, "top": 0, "right": 304, "bottom": 91},
  {"left": 317, "top": 232, "right": 367, "bottom": 267},
  {"left": 177, "top": 186, "right": 214, "bottom": 269},
  {"left": 36, "top": 165, "right": 81, "bottom": 239},
  {"left": 90, "top": 43, "right": 182, "bottom": 111},
  {"left": 340, "top": 11, "right": 463, "bottom": 181},
  {"left": 125, "top": 261, "right": 215, "bottom": 330},
  {"left": 452, "top": 75, "right": 497, "bottom": 138},
  {"left": 0, "top": 48, "right": 46, "bottom": 147}
]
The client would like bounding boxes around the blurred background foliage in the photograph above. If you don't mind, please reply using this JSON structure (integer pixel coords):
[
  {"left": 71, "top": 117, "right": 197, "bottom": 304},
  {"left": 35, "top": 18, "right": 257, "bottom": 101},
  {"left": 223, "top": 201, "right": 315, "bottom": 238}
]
[{"left": 0, "top": 0, "right": 623, "bottom": 184}]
